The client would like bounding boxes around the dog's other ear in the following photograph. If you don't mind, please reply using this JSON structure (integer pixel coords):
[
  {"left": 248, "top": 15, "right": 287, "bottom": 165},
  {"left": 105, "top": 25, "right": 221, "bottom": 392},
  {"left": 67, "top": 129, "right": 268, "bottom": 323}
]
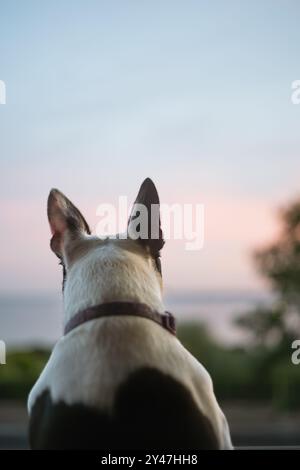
[
  {"left": 128, "top": 178, "right": 165, "bottom": 257},
  {"left": 47, "top": 189, "right": 90, "bottom": 257}
]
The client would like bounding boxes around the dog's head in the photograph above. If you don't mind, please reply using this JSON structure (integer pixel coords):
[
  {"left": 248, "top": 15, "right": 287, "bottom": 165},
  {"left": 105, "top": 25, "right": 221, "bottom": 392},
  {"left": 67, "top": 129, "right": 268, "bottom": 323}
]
[{"left": 47, "top": 178, "right": 165, "bottom": 320}]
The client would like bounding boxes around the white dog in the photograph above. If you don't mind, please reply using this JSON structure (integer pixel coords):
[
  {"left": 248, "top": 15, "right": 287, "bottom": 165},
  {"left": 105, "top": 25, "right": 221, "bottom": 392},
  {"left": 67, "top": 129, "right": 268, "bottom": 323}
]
[{"left": 28, "top": 178, "right": 232, "bottom": 449}]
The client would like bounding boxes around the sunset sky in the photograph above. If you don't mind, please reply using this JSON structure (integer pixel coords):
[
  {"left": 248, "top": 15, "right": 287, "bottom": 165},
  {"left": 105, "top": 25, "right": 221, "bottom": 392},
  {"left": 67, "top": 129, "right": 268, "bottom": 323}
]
[{"left": 1, "top": 1, "right": 300, "bottom": 295}]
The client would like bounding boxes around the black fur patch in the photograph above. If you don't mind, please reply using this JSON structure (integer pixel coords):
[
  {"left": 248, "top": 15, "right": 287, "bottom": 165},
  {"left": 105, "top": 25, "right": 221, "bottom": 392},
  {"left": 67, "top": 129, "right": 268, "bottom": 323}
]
[{"left": 29, "top": 367, "right": 219, "bottom": 449}]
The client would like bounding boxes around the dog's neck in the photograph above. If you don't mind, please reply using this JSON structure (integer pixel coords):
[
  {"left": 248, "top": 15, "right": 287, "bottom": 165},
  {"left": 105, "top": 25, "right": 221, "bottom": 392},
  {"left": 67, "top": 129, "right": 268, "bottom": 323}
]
[{"left": 62, "top": 245, "right": 165, "bottom": 325}]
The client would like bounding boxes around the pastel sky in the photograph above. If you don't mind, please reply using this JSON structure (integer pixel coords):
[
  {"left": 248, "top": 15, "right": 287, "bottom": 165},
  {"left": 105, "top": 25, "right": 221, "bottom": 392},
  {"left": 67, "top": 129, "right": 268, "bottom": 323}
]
[{"left": 1, "top": 1, "right": 300, "bottom": 295}]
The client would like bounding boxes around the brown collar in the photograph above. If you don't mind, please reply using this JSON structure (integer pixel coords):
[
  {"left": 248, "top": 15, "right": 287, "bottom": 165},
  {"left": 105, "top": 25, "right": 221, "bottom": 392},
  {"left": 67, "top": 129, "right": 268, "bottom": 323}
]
[{"left": 64, "top": 301, "right": 177, "bottom": 336}]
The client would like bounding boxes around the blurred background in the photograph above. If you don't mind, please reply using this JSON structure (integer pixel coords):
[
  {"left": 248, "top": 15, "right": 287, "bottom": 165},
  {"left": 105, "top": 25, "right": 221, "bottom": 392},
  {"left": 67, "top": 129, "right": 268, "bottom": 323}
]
[{"left": 1, "top": 0, "right": 300, "bottom": 449}]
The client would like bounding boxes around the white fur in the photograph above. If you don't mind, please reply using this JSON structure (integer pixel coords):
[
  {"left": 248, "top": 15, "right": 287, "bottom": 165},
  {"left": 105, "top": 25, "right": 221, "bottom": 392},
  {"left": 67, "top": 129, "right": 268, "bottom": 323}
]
[{"left": 63, "top": 237, "right": 164, "bottom": 324}]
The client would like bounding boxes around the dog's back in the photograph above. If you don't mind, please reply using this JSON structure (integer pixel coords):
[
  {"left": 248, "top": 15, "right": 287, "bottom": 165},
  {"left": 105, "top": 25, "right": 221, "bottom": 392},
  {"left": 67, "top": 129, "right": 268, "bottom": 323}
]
[{"left": 28, "top": 316, "right": 230, "bottom": 449}]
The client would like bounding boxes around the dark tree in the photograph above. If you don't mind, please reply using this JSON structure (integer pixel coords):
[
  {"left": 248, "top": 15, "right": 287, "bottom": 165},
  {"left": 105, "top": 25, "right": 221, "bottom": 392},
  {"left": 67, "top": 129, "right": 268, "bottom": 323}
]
[{"left": 236, "top": 199, "right": 300, "bottom": 347}]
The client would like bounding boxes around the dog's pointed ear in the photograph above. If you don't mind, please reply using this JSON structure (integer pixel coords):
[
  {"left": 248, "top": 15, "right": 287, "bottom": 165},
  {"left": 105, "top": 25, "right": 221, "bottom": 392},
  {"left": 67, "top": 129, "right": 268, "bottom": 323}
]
[
  {"left": 47, "top": 189, "right": 90, "bottom": 257},
  {"left": 127, "top": 178, "right": 165, "bottom": 256}
]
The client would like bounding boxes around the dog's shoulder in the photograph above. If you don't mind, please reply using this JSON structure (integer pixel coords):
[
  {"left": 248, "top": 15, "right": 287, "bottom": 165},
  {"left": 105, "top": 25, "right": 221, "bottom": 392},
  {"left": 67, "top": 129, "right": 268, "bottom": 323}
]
[
  {"left": 28, "top": 316, "right": 232, "bottom": 449},
  {"left": 29, "top": 366, "right": 221, "bottom": 449},
  {"left": 28, "top": 316, "right": 209, "bottom": 410}
]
